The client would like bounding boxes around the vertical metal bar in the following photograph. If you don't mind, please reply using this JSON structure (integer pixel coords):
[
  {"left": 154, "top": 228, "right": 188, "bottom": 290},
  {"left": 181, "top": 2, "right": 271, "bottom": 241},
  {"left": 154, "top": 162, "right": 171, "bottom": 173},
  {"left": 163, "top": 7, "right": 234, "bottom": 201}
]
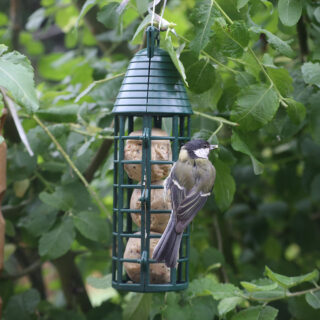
[
  {"left": 113, "top": 116, "right": 119, "bottom": 283},
  {"left": 126, "top": 116, "right": 134, "bottom": 234},
  {"left": 185, "top": 115, "right": 191, "bottom": 283},
  {"left": 177, "top": 116, "right": 185, "bottom": 283},
  {"left": 117, "top": 115, "right": 125, "bottom": 284},
  {"left": 140, "top": 116, "right": 147, "bottom": 288},
  {"left": 170, "top": 115, "right": 179, "bottom": 285},
  {"left": 172, "top": 116, "right": 179, "bottom": 161},
  {"left": 145, "top": 116, "right": 152, "bottom": 288}
]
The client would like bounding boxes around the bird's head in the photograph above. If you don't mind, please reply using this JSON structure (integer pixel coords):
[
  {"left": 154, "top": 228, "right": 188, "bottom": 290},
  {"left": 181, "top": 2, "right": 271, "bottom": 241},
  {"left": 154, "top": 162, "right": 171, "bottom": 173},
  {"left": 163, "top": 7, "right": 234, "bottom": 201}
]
[{"left": 182, "top": 139, "right": 218, "bottom": 159}]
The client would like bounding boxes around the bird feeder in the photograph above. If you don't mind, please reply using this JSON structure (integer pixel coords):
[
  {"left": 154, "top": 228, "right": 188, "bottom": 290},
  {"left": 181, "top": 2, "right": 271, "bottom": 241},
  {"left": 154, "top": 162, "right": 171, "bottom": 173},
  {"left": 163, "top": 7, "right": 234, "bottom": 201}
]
[{"left": 112, "top": 26, "right": 192, "bottom": 292}]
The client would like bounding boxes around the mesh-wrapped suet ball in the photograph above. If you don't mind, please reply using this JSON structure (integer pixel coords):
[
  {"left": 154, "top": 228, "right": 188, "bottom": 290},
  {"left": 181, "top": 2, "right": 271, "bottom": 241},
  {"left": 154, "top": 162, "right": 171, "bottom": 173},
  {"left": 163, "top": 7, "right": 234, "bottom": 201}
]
[
  {"left": 124, "top": 129, "right": 172, "bottom": 182},
  {"left": 124, "top": 232, "right": 170, "bottom": 284},
  {"left": 130, "top": 180, "right": 171, "bottom": 233}
]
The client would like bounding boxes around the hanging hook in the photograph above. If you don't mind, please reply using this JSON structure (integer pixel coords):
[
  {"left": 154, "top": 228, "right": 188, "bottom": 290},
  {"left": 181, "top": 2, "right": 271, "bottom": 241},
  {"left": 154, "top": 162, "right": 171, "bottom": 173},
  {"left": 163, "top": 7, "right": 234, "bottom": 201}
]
[{"left": 146, "top": 26, "right": 159, "bottom": 58}]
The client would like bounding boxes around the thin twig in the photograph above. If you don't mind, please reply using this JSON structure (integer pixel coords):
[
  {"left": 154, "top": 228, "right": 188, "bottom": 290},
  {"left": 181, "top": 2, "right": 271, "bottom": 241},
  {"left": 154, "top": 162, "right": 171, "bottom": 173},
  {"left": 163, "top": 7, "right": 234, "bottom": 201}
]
[
  {"left": 212, "top": 0, "right": 233, "bottom": 25},
  {"left": 75, "top": 73, "right": 125, "bottom": 103},
  {"left": 242, "top": 286, "right": 320, "bottom": 304},
  {"left": 69, "top": 127, "right": 114, "bottom": 140},
  {"left": 0, "top": 259, "right": 42, "bottom": 280},
  {"left": 34, "top": 171, "right": 55, "bottom": 192},
  {"left": 193, "top": 111, "right": 238, "bottom": 126}
]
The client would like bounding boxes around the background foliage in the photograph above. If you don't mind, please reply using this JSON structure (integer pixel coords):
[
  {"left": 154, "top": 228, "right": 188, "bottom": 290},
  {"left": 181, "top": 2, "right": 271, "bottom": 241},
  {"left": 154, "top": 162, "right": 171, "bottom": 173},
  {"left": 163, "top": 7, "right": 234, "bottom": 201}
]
[{"left": 1, "top": 0, "right": 320, "bottom": 319}]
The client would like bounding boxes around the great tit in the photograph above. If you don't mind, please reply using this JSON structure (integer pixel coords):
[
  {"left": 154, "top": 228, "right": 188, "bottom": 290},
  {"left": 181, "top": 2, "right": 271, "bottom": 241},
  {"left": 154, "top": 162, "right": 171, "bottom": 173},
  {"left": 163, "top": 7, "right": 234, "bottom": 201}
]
[{"left": 152, "top": 139, "right": 218, "bottom": 268}]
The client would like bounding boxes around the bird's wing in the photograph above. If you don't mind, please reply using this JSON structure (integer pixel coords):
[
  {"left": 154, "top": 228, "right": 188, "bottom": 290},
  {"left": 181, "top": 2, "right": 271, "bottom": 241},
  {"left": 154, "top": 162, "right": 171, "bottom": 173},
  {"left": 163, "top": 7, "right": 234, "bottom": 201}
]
[
  {"left": 174, "top": 188, "right": 210, "bottom": 233},
  {"left": 165, "top": 164, "right": 186, "bottom": 212}
]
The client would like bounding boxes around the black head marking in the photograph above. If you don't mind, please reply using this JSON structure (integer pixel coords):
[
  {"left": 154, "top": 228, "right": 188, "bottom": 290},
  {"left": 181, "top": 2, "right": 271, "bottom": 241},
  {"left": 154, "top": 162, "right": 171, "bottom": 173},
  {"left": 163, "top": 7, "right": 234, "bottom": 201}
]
[{"left": 182, "top": 139, "right": 210, "bottom": 159}]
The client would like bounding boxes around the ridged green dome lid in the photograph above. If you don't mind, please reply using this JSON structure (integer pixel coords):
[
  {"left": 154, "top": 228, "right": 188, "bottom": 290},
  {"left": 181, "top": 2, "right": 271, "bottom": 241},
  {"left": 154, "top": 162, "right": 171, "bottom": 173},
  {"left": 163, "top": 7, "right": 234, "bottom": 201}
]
[{"left": 112, "top": 47, "right": 192, "bottom": 115}]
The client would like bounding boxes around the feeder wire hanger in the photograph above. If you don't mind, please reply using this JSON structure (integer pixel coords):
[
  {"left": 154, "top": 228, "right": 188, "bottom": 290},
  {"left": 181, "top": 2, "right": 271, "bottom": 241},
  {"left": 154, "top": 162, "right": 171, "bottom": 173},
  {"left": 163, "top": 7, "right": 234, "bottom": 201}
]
[{"left": 149, "top": 0, "right": 168, "bottom": 30}]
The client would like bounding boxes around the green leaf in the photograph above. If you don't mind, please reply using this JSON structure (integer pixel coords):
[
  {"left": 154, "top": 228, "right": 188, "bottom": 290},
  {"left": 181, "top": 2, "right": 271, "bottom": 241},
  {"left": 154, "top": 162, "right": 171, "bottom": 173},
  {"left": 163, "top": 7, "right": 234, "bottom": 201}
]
[
  {"left": 131, "top": 14, "right": 151, "bottom": 45},
  {"left": 123, "top": 293, "right": 152, "bottom": 320},
  {"left": 0, "top": 46, "right": 38, "bottom": 112},
  {"left": 278, "top": 0, "right": 302, "bottom": 26},
  {"left": 39, "top": 187, "right": 74, "bottom": 211},
  {"left": 248, "top": 289, "right": 286, "bottom": 300},
  {"left": 231, "top": 84, "right": 279, "bottom": 131},
  {"left": 289, "top": 296, "right": 320, "bottom": 320},
  {"left": 39, "top": 217, "right": 75, "bottom": 259},
  {"left": 87, "top": 273, "right": 112, "bottom": 289},
  {"left": 265, "top": 266, "right": 319, "bottom": 289},
  {"left": 315, "top": 7, "right": 320, "bottom": 23},
  {"left": 229, "top": 21, "right": 250, "bottom": 48},
  {"left": 237, "top": 0, "right": 249, "bottom": 10},
  {"left": 235, "top": 72, "right": 256, "bottom": 88},
  {"left": 180, "top": 51, "right": 216, "bottom": 93},
  {"left": 240, "top": 281, "right": 278, "bottom": 292},
  {"left": 191, "top": 296, "right": 218, "bottom": 320},
  {"left": 3, "top": 289, "right": 40, "bottom": 320},
  {"left": 232, "top": 306, "right": 278, "bottom": 320},
  {"left": 266, "top": 67, "right": 293, "bottom": 96},
  {"left": 213, "top": 159, "right": 236, "bottom": 212},
  {"left": 35, "top": 105, "right": 78, "bottom": 123},
  {"left": 251, "top": 27, "right": 295, "bottom": 57},
  {"left": 190, "top": 0, "right": 217, "bottom": 57},
  {"left": 164, "top": 293, "right": 218, "bottom": 320},
  {"left": 212, "top": 21, "right": 249, "bottom": 59},
  {"left": 136, "top": 0, "right": 149, "bottom": 15},
  {"left": 186, "top": 276, "right": 218, "bottom": 297},
  {"left": 285, "top": 98, "right": 306, "bottom": 124},
  {"left": 73, "top": 211, "right": 109, "bottom": 242},
  {"left": 75, "top": 0, "right": 98, "bottom": 28},
  {"left": 301, "top": 62, "right": 320, "bottom": 87},
  {"left": 306, "top": 291, "right": 320, "bottom": 309},
  {"left": 231, "top": 131, "right": 264, "bottom": 175},
  {"left": 26, "top": 8, "right": 46, "bottom": 31},
  {"left": 19, "top": 201, "right": 58, "bottom": 237},
  {"left": 218, "top": 297, "right": 243, "bottom": 316},
  {"left": 209, "top": 283, "right": 242, "bottom": 300},
  {"left": 55, "top": 5, "right": 78, "bottom": 32},
  {"left": 38, "top": 53, "right": 83, "bottom": 81},
  {"left": 163, "top": 36, "right": 188, "bottom": 85},
  {"left": 97, "top": 2, "right": 120, "bottom": 29}
]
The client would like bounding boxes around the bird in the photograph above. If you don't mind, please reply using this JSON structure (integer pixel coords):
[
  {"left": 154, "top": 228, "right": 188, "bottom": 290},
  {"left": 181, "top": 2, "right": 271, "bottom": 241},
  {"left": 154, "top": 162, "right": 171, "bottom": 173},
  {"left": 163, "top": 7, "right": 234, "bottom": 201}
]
[{"left": 152, "top": 139, "right": 218, "bottom": 268}]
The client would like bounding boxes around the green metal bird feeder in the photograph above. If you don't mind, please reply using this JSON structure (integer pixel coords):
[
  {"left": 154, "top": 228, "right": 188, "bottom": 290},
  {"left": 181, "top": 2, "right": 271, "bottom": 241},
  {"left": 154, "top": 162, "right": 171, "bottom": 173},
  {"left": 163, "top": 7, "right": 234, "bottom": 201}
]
[{"left": 112, "top": 26, "right": 192, "bottom": 292}]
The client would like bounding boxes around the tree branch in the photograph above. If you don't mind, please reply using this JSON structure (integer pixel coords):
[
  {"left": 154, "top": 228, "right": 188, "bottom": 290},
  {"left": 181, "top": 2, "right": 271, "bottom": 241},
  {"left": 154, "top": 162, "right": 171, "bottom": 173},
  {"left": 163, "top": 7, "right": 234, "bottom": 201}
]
[
  {"left": 297, "top": 16, "right": 309, "bottom": 62},
  {"left": 52, "top": 252, "right": 92, "bottom": 313},
  {"left": 84, "top": 139, "right": 113, "bottom": 182},
  {"left": 213, "top": 214, "right": 229, "bottom": 283},
  {"left": 10, "top": 0, "right": 22, "bottom": 50},
  {"left": 0, "top": 259, "right": 42, "bottom": 280},
  {"left": 13, "top": 247, "right": 46, "bottom": 299}
]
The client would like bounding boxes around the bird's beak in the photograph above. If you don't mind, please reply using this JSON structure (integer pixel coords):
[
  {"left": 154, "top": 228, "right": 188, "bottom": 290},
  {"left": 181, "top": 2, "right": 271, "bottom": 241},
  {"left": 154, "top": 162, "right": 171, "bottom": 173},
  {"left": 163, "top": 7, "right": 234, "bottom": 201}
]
[{"left": 210, "top": 144, "right": 218, "bottom": 150}]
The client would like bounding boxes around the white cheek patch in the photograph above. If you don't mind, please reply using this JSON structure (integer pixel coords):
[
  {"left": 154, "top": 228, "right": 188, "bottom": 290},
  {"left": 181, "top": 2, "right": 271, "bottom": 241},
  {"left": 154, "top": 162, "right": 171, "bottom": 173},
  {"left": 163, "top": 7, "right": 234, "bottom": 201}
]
[{"left": 194, "top": 148, "right": 210, "bottom": 159}]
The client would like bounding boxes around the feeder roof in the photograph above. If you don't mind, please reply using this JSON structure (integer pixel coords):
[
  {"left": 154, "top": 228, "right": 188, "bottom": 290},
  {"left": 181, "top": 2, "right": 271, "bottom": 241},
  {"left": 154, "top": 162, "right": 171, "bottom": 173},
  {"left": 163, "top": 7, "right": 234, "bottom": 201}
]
[{"left": 112, "top": 47, "right": 192, "bottom": 115}]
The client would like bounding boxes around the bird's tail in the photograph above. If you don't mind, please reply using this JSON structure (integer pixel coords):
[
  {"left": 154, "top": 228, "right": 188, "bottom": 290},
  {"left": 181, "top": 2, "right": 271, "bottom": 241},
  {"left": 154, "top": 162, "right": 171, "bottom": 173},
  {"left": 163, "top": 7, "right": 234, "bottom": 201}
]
[{"left": 152, "top": 214, "right": 183, "bottom": 268}]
